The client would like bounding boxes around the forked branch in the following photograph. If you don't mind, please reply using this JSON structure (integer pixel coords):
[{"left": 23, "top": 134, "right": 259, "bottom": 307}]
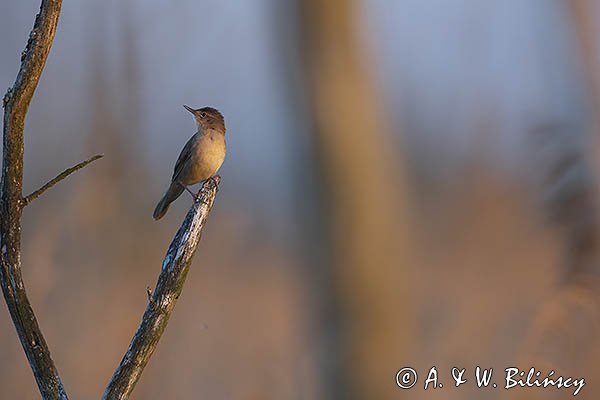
[
  {"left": 1, "top": 1, "right": 68, "bottom": 399},
  {"left": 2, "top": 2, "right": 219, "bottom": 399}
]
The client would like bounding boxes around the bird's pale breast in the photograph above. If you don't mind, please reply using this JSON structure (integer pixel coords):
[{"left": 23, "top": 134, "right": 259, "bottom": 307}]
[{"left": 188, "top": 131, "right": 226, "bottom": 184}]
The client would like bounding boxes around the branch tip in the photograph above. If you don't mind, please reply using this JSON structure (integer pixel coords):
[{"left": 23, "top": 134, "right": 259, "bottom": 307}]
[{"left": 22, "top": 153, "right": 103, "bottom": 206}]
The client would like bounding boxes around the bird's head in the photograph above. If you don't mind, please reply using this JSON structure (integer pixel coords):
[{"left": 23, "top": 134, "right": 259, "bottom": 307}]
[{"left": 183, "top": 105, "right": 225, "bottom": 132}]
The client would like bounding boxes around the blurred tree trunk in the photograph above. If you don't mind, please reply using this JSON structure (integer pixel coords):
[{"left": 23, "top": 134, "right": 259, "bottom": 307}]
[
  {"left": 515, "top": 123, "right": 600, "bottom": 400},
  {"left": 512, "top": 5, "right": 600, "bottom": 398},
  {"left": 292, "top": 1, "right": 415, "bottom": 399},
  {"left": 569, "top": 1, "right": 600, "bottom": 132}
]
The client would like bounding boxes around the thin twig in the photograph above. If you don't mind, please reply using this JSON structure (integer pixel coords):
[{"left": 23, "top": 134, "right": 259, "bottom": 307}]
[
  {"left": 146, "top": 286, "right": 155, "bottom": 307},
  {"left": 103, "top": 176, "right": 221, "bottom": 400},
  {"left": 22, "top": 154, "right": 103, "bottom": 206}
]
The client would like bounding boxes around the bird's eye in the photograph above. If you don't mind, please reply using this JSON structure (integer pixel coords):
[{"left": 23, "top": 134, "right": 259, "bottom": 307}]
[{"left": 200, "top": 112, "right": 207, "bottom": 118}]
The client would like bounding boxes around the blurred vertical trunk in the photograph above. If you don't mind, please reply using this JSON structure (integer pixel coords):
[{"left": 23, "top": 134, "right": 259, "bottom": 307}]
[
  {"left": 75, "top": 0, "right": 148, "bottom": 226},
  {"left": 513, "top": 5, "right": 600, "bottom": 398},
  {"left": 290, "top": 1, "right": 415, "bottom": 399},
  {"left": 569, "top": 1, "right": 600, "bottom": 132},
  {"left": 567, "top": 0, "right": 600, "bottom": 276}
]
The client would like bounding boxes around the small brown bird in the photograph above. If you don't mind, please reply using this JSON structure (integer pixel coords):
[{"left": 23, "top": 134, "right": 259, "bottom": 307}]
[{"left": 153, "top": 105, "right": 226, "bottom": 220}]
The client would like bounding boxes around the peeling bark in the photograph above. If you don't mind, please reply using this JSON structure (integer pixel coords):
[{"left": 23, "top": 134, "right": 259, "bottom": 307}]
[{"left": 103, "top": 177, "right": 221, "bottom": 400}]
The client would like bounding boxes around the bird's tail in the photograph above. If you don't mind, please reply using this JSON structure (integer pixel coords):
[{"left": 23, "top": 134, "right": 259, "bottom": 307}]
[{"left": 153, "top": 182, "right": 185, "bottom": 220}]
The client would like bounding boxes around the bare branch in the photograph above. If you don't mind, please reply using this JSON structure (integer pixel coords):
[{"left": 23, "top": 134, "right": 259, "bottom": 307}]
[
  {"left": 0, "top": 1, "right": 68, "bottom": 399},
  {"left": 103, "top": 176, "right": 221, "bottom": 400},
  {"left": 22, "top": 154, "right": 103, "bottom": 206}
]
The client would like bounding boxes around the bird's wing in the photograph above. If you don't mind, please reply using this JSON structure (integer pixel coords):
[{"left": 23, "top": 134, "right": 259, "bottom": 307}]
[{"left": 171, "top": 133, "right": 198, "bottom": 182}]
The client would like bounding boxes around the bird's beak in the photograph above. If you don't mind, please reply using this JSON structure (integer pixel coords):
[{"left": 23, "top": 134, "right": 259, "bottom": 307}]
[{"left": 183, "top": 104, "right": 195, "bottom": 114}]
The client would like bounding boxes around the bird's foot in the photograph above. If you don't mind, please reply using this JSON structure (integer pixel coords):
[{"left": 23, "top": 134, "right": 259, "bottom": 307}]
[
  {"left": 177, "top": 180, "right": 199, "bottom": 200},
  {"left": 194, "top": 176, "right": 221, "bottom": 205},
  {"left": 203, "top": 175, "right": 221, "bottom": 192}
]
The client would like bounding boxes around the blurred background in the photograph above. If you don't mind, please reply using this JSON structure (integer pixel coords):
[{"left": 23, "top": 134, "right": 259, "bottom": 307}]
[{"left": 2, "top": 0, "right": 600, "bottom": 399}]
